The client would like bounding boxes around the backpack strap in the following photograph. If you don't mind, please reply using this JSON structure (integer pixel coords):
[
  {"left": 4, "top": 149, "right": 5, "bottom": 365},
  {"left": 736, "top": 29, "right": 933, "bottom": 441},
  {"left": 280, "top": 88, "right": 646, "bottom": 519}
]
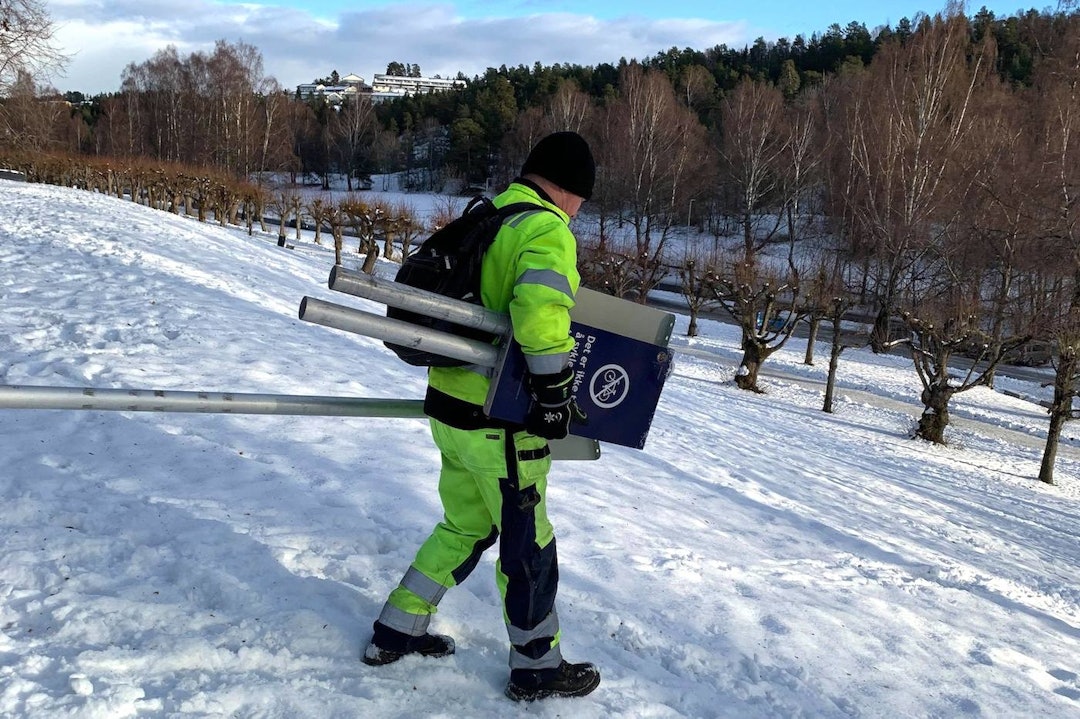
[
  {"left": 471, "top": 201, "right": 558, "bottom": 260},
  {"left": 494, "top": 201, "right": 558, "bottom": 227}
]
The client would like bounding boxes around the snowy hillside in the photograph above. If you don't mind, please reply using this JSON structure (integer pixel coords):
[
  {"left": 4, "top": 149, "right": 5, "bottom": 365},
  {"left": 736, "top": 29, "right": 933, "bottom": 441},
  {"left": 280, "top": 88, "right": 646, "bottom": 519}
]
[{"left": 1, "top": 180, "right": 1078, "bottom": 718}]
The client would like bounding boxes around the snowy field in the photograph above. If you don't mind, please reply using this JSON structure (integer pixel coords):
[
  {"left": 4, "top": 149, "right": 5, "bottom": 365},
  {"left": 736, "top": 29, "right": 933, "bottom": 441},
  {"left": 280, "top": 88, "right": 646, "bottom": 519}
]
[{"left": 1, "top": 179, "right": 1079, "bottom": 718}]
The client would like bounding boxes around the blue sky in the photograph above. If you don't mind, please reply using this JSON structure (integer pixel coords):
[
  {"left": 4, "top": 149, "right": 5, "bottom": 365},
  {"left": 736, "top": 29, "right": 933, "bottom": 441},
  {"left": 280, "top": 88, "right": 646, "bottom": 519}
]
[
  {"left": 291, "top": 1, "right": 1028, "bottom": 36},
  {"left": 48, "top": 1, "right": 1032, "bottom": 94}
]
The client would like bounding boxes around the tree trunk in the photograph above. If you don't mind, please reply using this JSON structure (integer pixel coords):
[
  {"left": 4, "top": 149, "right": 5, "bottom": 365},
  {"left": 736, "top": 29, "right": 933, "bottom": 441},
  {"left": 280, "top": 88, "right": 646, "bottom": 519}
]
[
  {"left": 1038, "top": 350, "right": 1076, "bottom": 485},
  {"left": 870, "top": 305, "right": 892, "bottom": 354},
  {"left": 361, "top": 242, "right": 380, "bottom": 274},
  {"left": 735, "top": 336, "right": 766, "bottom": 392},
  {"left": 916, "top": 382, "right": 954, "bottom": 444},
  {"left": 804, "top": 317, "right": 820, "bottom": 365},
  {"left": 277, "top": 210, "right": 289, "bottom": 246},
  {"left": 823, "top": 339, "right": 844, "bottom": 413},
  {"left": 1040, "top": 412, "right": 1065, "bottom": 487},
  {"left": 687, "top": 310, "right": 699, "bottom": 337},
  {"left": 383, "top": 228, "right": 396, "bottom": 261}
]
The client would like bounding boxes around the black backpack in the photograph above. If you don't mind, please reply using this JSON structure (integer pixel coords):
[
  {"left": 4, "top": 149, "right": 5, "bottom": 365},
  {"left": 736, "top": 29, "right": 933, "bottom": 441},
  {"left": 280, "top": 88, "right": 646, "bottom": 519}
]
[{"left": 385, "top": 196, "right": 553, "bottom": 367}]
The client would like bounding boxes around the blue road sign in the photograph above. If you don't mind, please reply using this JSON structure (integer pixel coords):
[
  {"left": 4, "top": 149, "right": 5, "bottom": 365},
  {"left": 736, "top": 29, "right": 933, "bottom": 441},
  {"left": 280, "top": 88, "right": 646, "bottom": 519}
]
[{"left": 485, "top": 322, "right": 674, "bottom": 449}]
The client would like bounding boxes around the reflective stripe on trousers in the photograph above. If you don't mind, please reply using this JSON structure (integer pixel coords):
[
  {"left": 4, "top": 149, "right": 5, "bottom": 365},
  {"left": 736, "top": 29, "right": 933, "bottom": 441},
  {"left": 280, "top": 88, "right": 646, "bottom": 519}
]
[{"left": 378, "top": 420, "right": 562, "bottom": 669}]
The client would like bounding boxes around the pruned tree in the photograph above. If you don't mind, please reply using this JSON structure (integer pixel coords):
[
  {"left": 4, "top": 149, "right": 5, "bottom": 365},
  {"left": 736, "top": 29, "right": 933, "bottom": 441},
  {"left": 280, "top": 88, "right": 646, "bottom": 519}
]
[
  {"left": 577, "top": 230, "right": 639, "bottom": 299},
  {"left": 211, "top": 176, "right": 246, "bottom": 226},
  {"left": 821, "top": 295, "right": 865, "bottom": 413},
  {"left": 799, "top": 247, "right": 859, "bottom": 370},
  {"left": 289, "top": 192, "right": 304, "bottom": 241},
  {"left": 268, "top": 190, "right": 298, "bottom": 246},
  {"left": 305, "top": 197, "right": 331, "bottom": 245},
  {"left": 709, "top": 77, "right": 831, "bottom": 389},
  {"left": 325, "top": 201, "right": 347, "bottom": 266},
  {"left": 899, "top": 210, "right": 1032, "bottom": 444},
  {"left": 189, "top": 174, "right": 214, "bottom": 221},
  {"left": 902, "top": 309, "right": 1029, "bottom": 444},
  {"left": 384, "top": 201, "right": 421, "bottom": 260},
  {"left": 239, "top": 182, "right": 267, "bottom": 236},
  {"left": 677, "top": 251, "right": 721, "bottom": 338},
  {"left": 397, "top": 212, "right": 425, "bottom": 261},
  {"left": 339, "top": 195, "right": 382, "bottom": 273},
  {"left": 705, "top": 252, "right": 816, "bottom": 392}
]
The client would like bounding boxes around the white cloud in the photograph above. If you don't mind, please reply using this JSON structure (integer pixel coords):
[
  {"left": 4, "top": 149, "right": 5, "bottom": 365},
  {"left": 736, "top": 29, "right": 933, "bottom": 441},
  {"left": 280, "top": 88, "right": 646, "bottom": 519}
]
[
  {"left": 51, "top": 20, "right": 184, "bottom": 93},
  {"left": 48, "top": 3, "right": 748, "bottom": 94}
]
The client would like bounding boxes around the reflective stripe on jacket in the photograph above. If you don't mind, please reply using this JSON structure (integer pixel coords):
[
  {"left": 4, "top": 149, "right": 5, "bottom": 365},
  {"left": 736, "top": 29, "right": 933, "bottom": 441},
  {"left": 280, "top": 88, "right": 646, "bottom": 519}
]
[{"left": 426, "top": 182, "right": 580, "bottom": 409}]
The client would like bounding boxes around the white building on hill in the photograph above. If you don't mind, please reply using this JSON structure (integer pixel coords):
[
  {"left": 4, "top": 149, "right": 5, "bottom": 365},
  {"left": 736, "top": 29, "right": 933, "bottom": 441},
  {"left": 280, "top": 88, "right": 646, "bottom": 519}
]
[
  {"left": 369, "top": 74, "right": 467, "bottom": 103},
  {"left": 296, "top": 72, "right": 466, "bottom": 105},
  {"left": 295, "top": 73, "right": 369, "bottom": 105}
]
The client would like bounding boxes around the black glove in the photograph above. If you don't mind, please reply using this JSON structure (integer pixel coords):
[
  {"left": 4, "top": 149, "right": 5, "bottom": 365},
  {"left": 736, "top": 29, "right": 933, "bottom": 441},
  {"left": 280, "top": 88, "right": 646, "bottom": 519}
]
[{"left": 524, "top": 367, "right": 586, "bottom": 440}]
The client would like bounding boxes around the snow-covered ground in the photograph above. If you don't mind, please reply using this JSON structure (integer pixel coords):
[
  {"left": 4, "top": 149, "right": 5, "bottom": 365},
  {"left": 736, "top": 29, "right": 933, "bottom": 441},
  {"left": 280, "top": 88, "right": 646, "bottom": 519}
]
[{"left": 1, "top": 180, "right": 1078, "bottom": 718}]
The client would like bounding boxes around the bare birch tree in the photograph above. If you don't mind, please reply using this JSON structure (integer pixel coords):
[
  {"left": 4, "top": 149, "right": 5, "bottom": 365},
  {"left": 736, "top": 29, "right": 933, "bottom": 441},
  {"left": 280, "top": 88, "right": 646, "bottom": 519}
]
[
  {"left": 719, "top": 78, "right": 786, "bottom": 266},
  {"left": 710, "top": 79, "right": 822, "bottom": 390},
  {"left": 0, "top": 0, "right": 66, "bottom": 96},
  {"left": 548, "top": 79, "right": 592, "bottom": 134},
  {"left": 598, "top": 63, "right": 710, "bottom": 301},
  {"left": 834, "top": 9, "right": 988, "bottom": 353},
  {"left": 337, "top": 93, "right": 376, "bottom": 191},
  {"left": 848, "top": 10, "right": 1033, "bottom": 444},
  {"left": 1032, "top": 14, "right": 1080, "bottom": 484},
  {"left": 963, "top": 76, "right": 1045, "bottom": 388},
  {"left": 0, "top": 71, "right": 64, "bottom": 150}
]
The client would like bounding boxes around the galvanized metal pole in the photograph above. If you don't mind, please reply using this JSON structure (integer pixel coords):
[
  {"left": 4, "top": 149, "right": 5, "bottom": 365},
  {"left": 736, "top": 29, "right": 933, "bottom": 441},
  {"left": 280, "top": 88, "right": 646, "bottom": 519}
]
[
  {"left": 0, "top": 270, "right": 605, "bottom": 459},
  {"left": 0, "top": 385, "right": 425, "bottom": 417},
  {"left": 329, "top": 266, "right": 510, "bottom": 337},
  {"left": 0, "top": 385, "right": 600, "bottom": 460},
  {"left": 298, "top": 296, "right": 500, "bottom": 368}
]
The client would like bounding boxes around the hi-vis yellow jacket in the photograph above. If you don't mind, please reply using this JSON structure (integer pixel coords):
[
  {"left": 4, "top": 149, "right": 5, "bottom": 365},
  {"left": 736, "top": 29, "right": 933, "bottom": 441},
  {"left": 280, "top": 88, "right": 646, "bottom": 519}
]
[{"left": 426, "top": 181, "right": 580, "bottom": 414}]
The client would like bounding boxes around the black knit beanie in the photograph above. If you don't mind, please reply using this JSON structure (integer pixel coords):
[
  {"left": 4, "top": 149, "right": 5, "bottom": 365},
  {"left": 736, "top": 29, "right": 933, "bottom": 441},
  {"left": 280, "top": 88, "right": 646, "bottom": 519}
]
[{"left": 520, "top": 131, "right": 596, "bottom": 200}]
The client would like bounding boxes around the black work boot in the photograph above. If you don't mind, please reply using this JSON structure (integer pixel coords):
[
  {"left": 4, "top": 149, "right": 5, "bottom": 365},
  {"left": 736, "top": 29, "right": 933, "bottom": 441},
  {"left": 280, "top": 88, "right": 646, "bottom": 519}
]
[
  {"left": 362, "top": 621, "right": 455, "bottom": 666},
  {"left": 505, "top": 660, "right": 601, "bottom": 701}
]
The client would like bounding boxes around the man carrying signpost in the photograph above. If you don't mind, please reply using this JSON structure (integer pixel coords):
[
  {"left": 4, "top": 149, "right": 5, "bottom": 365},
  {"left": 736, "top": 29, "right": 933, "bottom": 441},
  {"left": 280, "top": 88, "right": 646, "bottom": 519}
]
[{"left": 362, "top": 132, "right": 603, "bottom": 701}]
